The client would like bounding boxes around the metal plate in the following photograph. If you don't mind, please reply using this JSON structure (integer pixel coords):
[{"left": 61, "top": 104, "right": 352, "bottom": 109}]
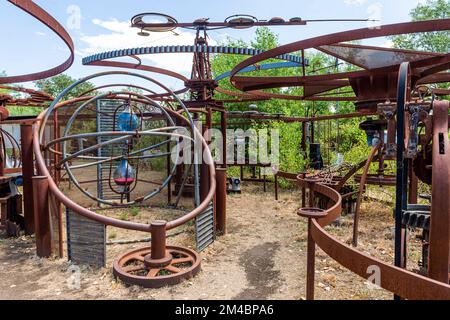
[
  {"left": 66, "top": 208, "right": 106, "bottom": 267},
  {"left": 195, "top": 202, "right": 214, "bottom": 251}
]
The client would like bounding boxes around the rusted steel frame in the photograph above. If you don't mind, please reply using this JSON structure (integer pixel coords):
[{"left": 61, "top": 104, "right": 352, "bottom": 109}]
[
  {"left": 298, "top": 173, "right": 450, "bottom": 299},
  {"left": 352, "top": 143, "right": 380, "bottom": 247},
  {"left": 335, "top": 158, "right": 370, "bottom": 191},
  {"left": 297, "top": 177, "right": 342, "bottom": 300},
  {"left": 428, "top": 100, "right": 450, "bottom": 284},
  {"left": 34, "top": 90, "right": 215, "bottom": 233},
  {"left": 230, "top": 19, "right": 450, "bottom": 98},
  {"left": 0, "top": 0, "right": 74, "bottom": 84},
  {"left": 20, "top": 123, "right": 34, "bottom": 235},
  {"left": 32, "top": 176, "right": 51, "bottom": 257},
  {"left": 310, "top": 219, "right": 450, "bottom": 299}
]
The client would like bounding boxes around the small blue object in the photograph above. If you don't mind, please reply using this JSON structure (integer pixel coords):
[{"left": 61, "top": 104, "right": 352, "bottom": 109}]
[
  {"left": 118, "top": 106, "right": 138, "bottom": 131},
  {"left": 14, "top": 176, "right": 23, "bottom": 186}
]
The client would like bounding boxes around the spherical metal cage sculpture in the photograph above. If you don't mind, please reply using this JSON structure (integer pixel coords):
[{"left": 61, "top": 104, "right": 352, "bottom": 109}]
[{"left": 33, "top": 71, "right": 216, "bottom": 287}]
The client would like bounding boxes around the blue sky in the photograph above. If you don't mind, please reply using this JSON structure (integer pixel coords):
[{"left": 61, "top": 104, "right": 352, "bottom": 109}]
[{"left": 0, "top": 0, "right": 426, "bottom": 91}]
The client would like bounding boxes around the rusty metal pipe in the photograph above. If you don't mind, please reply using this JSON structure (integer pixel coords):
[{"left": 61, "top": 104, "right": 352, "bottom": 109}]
[
  {"left": 20, "top": 123, "right": 35, "bottom": 235},
  {"left": 32, "top": 176, "right": 51, "bottom": 257},
  {"left": 215, "top": 168, "right": 227, "bottom": 234}
]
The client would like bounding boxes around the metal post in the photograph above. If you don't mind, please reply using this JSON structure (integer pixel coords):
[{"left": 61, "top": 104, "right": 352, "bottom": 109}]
[
  {"left": 215, "top": 168, "right": 227, "bottom": 234},
  {"left": 32, "top": 176, "right": 51, "bottom": 257},
  {"left": 20, "top": 123, "right": 35, "bottom": 235},
  {"left": 428, "top": 100, "right": 450, "bottom": 284},
  {"left": 274, "top": 174, "right": 278, "bottom": 200},
  {"left": 220, "top": 110, "right": 227, "bottom": 168},
  {"left": 150, "top": 220, "right": 167, "bottom": 260},
  {"left": 394, "top": 62, "right": 410, "bottom": 299},
  {"left": 306, "top": 217, "right": 316, "bottom": 300}
]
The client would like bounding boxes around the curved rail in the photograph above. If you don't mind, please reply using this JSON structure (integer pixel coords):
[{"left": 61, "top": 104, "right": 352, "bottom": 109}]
[
  {"left": 229, "top": 19, "right": 450, "bottom": 100},
  {"left": 0, "top": 0, "right": 74, "bottom": 84},
  {"left": 296, "top": 170, "right": 450, "bottom": 300}
]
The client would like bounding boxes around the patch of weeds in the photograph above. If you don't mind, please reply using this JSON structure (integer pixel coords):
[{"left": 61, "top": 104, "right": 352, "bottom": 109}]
[
  {"left": 119, "top": 212, "right": 129, "bottom": 221},
  {"left": 129, "top": 206, "right": 140, "bottom": 217},
  {"left": 108, "top": 230, "right": 117, "bottom": 239}
]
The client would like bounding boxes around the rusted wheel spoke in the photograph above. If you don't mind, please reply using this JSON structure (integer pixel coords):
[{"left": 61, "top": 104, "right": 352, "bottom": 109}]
[
  {"left": 113, "top": 246, "right": 200, "bottom": 288},
  {"left": 147, "top": 268, "right": 160, "bottom": 278},
  {"left": 164, "top": 265, "right": 181, "bottom": 273},
  {"left": 131, "top": 255, "right": 145, "bottom": 262},
  {"left": 123, "top": 264, "right": 146, "bottom": 273},
  {"left": 172, "top": 257, "right": 194, "bottom": 264}
]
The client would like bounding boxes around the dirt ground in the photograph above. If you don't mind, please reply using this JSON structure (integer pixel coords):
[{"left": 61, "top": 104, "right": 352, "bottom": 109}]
[{"left": 0, "top": 180, "right": 424, "bottom": 300}]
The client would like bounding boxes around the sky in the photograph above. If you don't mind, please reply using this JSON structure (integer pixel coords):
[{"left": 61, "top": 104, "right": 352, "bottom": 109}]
[{"left": 0, "top": 0, "right": 427, "bottom": 92}]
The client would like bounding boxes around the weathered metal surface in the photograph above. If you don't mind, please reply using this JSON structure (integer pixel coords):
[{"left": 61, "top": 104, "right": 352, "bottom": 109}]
[
  {"left": 297, "top": 171, "right": 450, "bottom": 299},
  {"left": 196, "top": 202, "right": 215, "bottom": 251},
  {"left": 20, "top": 124, "right": 34, "bottom": 235},
  {"left": 215, "top": 168, "right": 227, "bottom": 234},
  {"left": 113, "top": 245, "right": 201, "bottom": 288},
  {"left": 66, "top": 208, "right": 106, "bottom": 268},
  {"left": 32, "top": 176, "right": 51, "bottom": 257},
  {"left": 428, "top": 100, "right": 450, "bottom": 284}
]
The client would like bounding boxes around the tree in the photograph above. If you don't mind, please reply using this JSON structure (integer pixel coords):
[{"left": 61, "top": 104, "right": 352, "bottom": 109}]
[
  {"left": 390, "top": 0, "right": 450, "bottom": 53},
  {"left": 210, "top": 27, "right": 367, "bottom": 175},
  {"left": 34, "top": 74, "right": 96, "bottom": 101}
]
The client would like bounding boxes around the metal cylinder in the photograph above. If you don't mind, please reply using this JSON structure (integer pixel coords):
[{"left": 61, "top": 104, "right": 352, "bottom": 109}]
[
  {"left": 32, "top": 176, "right": 51, "bottom": 257},
  {"left": 150, "top": 220, "right": 167, "bottom": 260},
  {"left": 215, "top": 168, "right": 227, "bottom": 234},
  {"left": 21, "top": 123, "right": 35, "bottom": 235},
  {"left": 306, "top": 218, "right": 316, "bottom": 300}
]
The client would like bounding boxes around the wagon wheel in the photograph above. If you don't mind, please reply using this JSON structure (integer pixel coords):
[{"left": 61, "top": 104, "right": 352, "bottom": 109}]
[{"left": 113, "top": 245, "right": 201, "bottom": 288}]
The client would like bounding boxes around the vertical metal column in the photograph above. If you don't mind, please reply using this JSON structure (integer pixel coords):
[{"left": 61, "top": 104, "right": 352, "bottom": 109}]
[
  {"left": 20, "top": 123, "right": 34, "bottom": 235},
  {"left": 32, "top": 176, "right": 51, "bottom": 257},
  {"left": 428, "top": 100, "right": 450, "bottom": 284}
]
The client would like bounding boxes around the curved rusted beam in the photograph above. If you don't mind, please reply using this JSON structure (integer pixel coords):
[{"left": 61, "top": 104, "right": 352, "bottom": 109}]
[
  {"left": 0, "top": 0, "right": 74, "bottom": 84},
  {"left": 230, "top": 19, "right": 450, "bottom": 100}
]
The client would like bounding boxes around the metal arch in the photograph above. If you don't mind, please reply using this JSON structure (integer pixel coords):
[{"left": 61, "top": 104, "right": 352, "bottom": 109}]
[
  {"left": 0, "top": 0, "right": 74, "bottom": 84},
  {"left": 229, "top": 19, "right": 450, "bottom": 100}
]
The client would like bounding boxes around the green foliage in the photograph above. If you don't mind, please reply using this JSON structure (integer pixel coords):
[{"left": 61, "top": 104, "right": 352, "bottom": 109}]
[
  {"left": 390, "top": 0, "right": 450, "bottom": 53},
  {"left": 129, "top": 206, "right": 140, "bottom": 217},
  {"left": 34, "top": 74, "right": 96, "bottom": 101},
  {"left": 211, "top": 27, "right": 367, "bottom": 185}
]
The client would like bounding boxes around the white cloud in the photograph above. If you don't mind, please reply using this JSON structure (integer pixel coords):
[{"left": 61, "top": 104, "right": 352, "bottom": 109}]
[
  {"left": 79, "top": 18, "right": 217, "bottom": 74},
  {"left": 344, "top": 0, "right": 368, "bottom": 6},
  {"left": 35, "top": 31, "right": 46, "bottom": 36}
]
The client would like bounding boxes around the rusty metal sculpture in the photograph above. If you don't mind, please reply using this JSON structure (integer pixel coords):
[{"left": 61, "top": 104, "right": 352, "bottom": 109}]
[{"left": 230, "top": 19, "right": 450, "bottom": 298}]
